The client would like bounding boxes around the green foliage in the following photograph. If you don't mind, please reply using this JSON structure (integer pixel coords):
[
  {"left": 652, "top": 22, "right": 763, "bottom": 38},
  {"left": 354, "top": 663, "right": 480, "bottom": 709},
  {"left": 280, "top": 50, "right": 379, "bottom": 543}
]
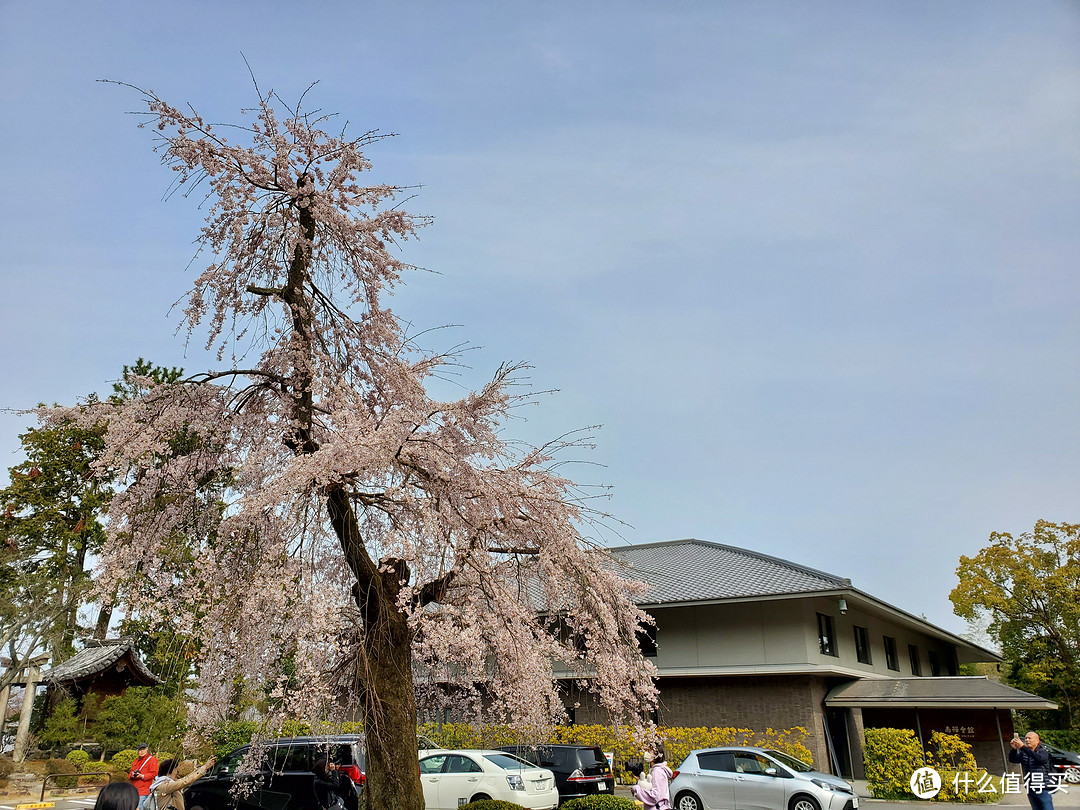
[
  {"left": 0, "top": 414, "right": 113, "bottom": 671},
  {"left": 210, "top": 719, "right": 258, "bottom": 757},
  {"left": 39, "top": 697, "right": 80, "bottom": 750},
  {"left": 45, "top": 757, "right": 79, "bottom": 789},
  {"left": 110, "top": 749, "right": 139, "bottom": 773},
  {"left": 93, "top": 687, "right": 185, "bottom": 753},
  {"left": 1034, "top": 729, "right": 1080, "bottom": 750},
  {"left": 65, "top": 749, "right": 91, "bottom": 768},
  {"left": 951, "top": 520, "right": 1080, "bottom": 727},
  {"left": 864, "top": 729, "right": 994, "bottom": 803},
  {"left": 863, "top": 728, "right": 925, "bottom": 799},
  {"left": 560, "top": 797, "right": 637, "bottom": 810},
  {"left": 458, "top": 802, "right": 527, "bottom": 810}
]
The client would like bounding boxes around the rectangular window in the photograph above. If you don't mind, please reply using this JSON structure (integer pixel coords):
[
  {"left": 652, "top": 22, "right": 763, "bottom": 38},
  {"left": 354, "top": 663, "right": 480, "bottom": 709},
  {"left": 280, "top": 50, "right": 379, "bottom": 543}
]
[
  {"left": 929, "top": 649, "right": 942, "bottom": 676},
  {"left": 909, "top": 644, "right": 922, "bottom": 676},
  {"left": 637, "top": 622, "right": 658, "bottom": 658},
  {"left": 854, "top": 625, "right": 872, "bottom": 664},
  {"left": 947, "top": 650, "right": 958, "bottom": 676},
  {"left": 817, "top": 613, "right": 837, "bottom": 656},
  {"left": 884, "top": 636, "right": 900, "bottom": 671}
]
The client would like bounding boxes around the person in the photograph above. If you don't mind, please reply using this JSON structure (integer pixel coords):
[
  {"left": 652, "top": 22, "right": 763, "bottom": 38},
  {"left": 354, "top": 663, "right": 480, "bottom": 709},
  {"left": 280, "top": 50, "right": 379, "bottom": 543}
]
[
  {"left": 148, "top": 756, "right": 216, "bottom": 810},
  {"left": 95, "top": 781, "right": 139, "bottom": 810},
  {"left": 313, "top": 758, "right": 351, "bottom": 810},
  {"left": 630, "top": 747, "right": 673, "bottom": 810},
  {"left": 129, "top": 744, "right": 159, "bottom": 810},
  {"left": 1010, "top": 731, "right": 1055, "bottom": 810}
]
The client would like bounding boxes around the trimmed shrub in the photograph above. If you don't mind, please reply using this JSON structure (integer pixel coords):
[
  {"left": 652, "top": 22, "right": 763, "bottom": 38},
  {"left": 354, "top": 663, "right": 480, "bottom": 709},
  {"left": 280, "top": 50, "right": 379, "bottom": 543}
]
[
  {"left": 863, "top": 728, "right": 924, "bottom": 799},
  {"left": 458, "top": 802, "right": 527, "bottom": 810},
  {"left": 110, "top": 749, "right": 139, "bottom": 774},
  {"left": 864, "top": 728, "right": 995, "bottom": 803},
  {"left": 561, "top": 796, "right": 638, "bottom": 810},
  {"left": 65, "top": 749, "right": 91, "bottom": 768},
  {"left": 45, "top": 757, "right": 79, "bottom": 789}
]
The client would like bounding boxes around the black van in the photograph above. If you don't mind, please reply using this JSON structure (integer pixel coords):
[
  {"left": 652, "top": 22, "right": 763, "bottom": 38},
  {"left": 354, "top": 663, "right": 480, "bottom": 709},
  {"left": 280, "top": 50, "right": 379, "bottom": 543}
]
[
  {"left": 185, "top": 736, "right": 365, "bottom": 810},
  {"left": 499, "top": 745, "right": 614, "bottom": 803}
]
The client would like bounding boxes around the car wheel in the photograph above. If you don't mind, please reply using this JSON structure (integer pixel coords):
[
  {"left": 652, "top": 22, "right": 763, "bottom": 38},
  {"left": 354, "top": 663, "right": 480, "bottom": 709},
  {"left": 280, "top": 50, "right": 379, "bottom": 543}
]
[
  {"left": 1065, "top": 768, "right": 1080, "bottom": 784},
  {"left": 471, "top": 794, "right": 491, "bottom": 802},
  {"left": 675, "top": 791, "right": 703, "bottom": 810},
  {"left": 790, "top": 794, "right": 821, "bottom": 810}
]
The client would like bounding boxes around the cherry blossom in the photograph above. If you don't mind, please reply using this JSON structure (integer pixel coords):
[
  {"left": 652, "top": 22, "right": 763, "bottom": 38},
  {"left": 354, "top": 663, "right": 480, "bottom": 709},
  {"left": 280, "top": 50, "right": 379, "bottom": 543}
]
[{"left": 47, "top": 82, "right": 658, "bottom": 810}]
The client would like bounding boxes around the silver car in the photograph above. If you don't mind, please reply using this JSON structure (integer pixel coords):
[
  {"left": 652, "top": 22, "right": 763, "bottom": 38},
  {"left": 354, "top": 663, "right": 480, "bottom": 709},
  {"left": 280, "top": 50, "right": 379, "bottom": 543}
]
[{"left": 670, "top": 746, "right": 858, "bottom": 810}]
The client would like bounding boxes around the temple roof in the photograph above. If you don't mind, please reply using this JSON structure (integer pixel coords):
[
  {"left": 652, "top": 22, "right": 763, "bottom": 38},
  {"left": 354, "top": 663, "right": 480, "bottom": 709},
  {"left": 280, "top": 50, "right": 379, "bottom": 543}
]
[{"left": 43, "top": 638, "right": 161, "bottom": 686}]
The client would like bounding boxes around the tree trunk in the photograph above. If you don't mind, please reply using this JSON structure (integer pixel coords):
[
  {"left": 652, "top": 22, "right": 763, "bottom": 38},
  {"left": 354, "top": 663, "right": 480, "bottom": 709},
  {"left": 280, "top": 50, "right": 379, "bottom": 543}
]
[
  {"left": 326, "top": 488, "right": 426, "bottom": 810},
  {"left": 360, "top": 600, "right": 426, "bottom": 810}
]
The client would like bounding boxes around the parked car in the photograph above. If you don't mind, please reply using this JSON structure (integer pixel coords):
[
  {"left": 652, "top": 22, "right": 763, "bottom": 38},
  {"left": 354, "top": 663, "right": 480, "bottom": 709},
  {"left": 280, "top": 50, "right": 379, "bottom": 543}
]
[
  {"left": 499, "top": 744, "right": 615, "bottom": 803},
  {"left": 418, "top": 749, "right": 559, "bottom": 810},
  {"left": 1045, "top": 743, "right": 1080, "bottom": 783},
  {"left": 184, "top": 735, "right": 366, "bottom": 810},
  {"left": 669, "top": 746, "right": 857, "bottom": 810}
]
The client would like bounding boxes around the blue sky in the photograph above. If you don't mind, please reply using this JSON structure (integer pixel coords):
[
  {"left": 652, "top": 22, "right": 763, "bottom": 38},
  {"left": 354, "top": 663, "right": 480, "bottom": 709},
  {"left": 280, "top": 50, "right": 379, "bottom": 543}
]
[{"left": 2, "top": 1, "right": 1078, "bottom": 635}]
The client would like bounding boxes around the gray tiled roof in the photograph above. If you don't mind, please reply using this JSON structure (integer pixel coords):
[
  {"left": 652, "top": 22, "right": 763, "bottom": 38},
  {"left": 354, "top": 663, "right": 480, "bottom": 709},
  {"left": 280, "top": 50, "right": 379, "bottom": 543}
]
[
  {"left": 825, "top": 676, "right": 1057, "bottom": 709},
  {"left": 44, "top": 638, "right": 161, "bottom": 685},
  {"left": 608, "top": 538, "right": 850, "bottom": 605}
]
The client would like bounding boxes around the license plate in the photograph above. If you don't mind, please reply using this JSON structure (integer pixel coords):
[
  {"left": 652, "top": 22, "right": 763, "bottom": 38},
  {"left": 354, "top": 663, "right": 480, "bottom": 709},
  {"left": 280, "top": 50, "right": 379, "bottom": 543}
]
[
  {"left": 598, "top": 783, "right": 608, "bottom": 791},
  {"left": 852, "top": 799, "right": 859, "bottom": 809}
]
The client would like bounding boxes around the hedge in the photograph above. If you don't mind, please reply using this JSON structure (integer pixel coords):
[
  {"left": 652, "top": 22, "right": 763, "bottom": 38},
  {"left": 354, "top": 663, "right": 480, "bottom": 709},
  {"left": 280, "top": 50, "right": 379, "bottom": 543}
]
[
  {"left": 417, "top": 722, "right": 812, "bottom": 777},
  {"left": 1032, "top": 730, "right": 1080, "bottom": 752},
  {"left": 459, "top": 802, "right": 527, "bottom": 810},
  {"left": 561, "top": 797, "right": 638, "bottom": 810}
]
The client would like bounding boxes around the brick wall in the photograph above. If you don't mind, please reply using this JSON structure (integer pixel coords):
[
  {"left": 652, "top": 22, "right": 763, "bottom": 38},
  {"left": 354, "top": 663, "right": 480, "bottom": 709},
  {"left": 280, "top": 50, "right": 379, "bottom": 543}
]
[{"left": 564, "top": 674, "right": 832, "bottom": 771}]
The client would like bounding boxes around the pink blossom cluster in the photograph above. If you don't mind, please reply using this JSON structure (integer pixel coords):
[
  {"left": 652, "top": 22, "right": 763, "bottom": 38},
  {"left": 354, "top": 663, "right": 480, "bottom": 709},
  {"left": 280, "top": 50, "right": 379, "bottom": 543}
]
[{"left": 45, "top": 84, "right": 659, "bottom": 749}]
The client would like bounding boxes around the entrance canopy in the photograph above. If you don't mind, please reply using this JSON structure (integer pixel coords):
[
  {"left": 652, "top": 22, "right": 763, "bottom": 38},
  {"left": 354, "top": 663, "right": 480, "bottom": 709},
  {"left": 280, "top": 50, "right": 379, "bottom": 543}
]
[{"left": 825, "top": 676, "right": 1057, "bottom": 710}]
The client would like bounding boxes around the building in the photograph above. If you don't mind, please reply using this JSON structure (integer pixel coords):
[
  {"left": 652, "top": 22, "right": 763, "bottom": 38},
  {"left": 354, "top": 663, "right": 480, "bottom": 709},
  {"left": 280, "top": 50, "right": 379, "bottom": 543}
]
[{"left": 562, "top": 539, "right": 1055, "bottom": 776}]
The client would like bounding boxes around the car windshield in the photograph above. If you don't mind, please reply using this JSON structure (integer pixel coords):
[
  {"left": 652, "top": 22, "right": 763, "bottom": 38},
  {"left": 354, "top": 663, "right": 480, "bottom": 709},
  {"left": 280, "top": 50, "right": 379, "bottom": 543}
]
[
  {"left": 485, "top": 753, "right": 535, "bottom": 771},
  {"left": 764, "top": 750, "right": 813, "bottom": 772}
]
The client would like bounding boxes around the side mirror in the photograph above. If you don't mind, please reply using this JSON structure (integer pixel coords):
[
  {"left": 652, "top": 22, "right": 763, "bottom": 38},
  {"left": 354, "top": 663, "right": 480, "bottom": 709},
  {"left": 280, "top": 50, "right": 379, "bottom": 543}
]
[
  {"left": 217, "top": 766, "right": 230, "bottom": 776},
  {"left": 765, "top": 768, "right": 778, "bottom": 776}
]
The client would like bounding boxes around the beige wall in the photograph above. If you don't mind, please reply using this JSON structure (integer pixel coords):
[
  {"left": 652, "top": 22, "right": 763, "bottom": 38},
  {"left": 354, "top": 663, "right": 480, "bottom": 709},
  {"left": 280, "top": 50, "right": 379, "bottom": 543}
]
[{"left": 644, "top": 597, "right": 964, "bottom": 678}]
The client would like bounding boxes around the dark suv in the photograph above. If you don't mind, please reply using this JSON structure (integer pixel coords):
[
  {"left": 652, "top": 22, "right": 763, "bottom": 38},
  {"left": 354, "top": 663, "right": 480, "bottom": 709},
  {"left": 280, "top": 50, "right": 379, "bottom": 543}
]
[
  {"left": 499, "top": 745, "right": 614, "bottom": 803},
  {"left": 185, "top": 735, "right": 365, "bottom": 810}
]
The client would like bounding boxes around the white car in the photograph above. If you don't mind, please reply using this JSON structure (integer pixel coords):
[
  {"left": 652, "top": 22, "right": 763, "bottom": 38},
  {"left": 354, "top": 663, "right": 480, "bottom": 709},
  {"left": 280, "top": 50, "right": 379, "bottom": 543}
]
[{"left": 419, "top": 749, "right": 559, "bottom": 810}]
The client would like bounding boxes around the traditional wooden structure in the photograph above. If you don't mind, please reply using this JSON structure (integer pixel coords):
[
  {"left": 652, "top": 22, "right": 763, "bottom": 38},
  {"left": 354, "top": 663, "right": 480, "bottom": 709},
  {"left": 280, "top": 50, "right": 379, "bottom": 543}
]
[{"left": 43, "top": 638, "right": 161, "bottom": 704}]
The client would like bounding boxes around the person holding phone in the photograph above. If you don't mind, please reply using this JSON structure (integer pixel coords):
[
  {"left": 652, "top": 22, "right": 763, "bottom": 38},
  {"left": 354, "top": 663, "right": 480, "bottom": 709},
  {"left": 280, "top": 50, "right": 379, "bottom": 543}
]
[{"left": 1010, "top": 731, "right": 1054, "bottom": 810}]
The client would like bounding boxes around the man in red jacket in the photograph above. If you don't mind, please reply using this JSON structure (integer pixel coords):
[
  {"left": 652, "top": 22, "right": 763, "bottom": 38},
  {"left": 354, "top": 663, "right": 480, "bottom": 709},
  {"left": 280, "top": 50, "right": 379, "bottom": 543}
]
[{"left": 129, "top": 744, "right": 159, "bottom": 809}]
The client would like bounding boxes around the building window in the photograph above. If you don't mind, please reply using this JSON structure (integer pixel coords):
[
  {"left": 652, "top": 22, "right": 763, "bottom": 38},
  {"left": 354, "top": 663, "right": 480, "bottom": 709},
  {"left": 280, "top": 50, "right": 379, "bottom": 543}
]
[
  {"left": 638, "top": 622, "right": 658, "bottom": 658},
  {"left": 884, "top": 636, "right": 900, "bottom": 671},
  {"left": 854, "top": 625, "right": 872, "bottom": 664},
  {"left": 909, "top": 644, "right": 922, "bottom": 676},
  {"left": 947, "top": 650, "right": 958, "bottom": 676},
  {"left": 929, "top": 649, "right": 941, "bottom": 676},
  {"left": 817, "top": 613, "right": 837, "bottom": 656}
]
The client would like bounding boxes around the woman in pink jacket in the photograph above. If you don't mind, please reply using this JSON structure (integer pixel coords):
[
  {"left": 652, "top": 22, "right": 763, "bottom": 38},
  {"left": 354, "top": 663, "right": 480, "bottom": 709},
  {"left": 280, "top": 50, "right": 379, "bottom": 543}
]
[{"left": 631, "top": 747, "right": 674, "bottom": 810}]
